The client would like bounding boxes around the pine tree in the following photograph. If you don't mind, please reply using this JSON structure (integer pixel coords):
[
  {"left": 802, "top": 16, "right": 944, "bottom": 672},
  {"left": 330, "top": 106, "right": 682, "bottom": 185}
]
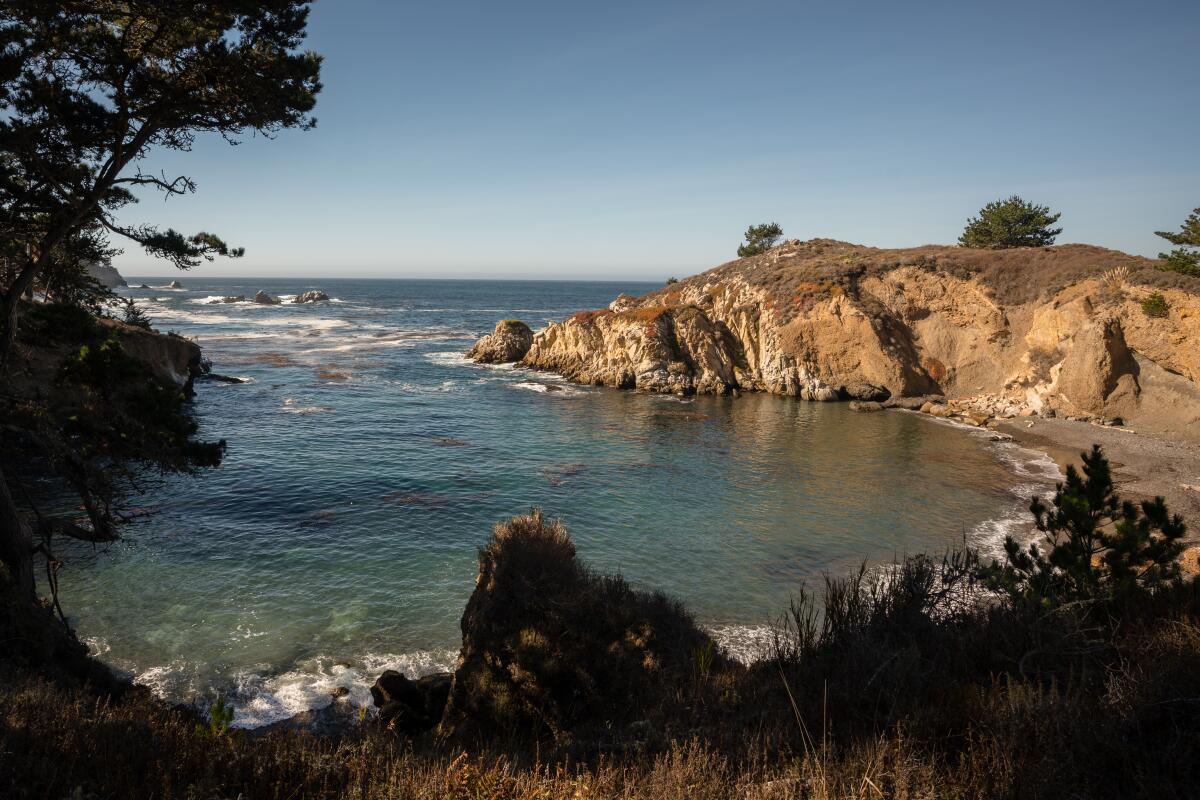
[
  {"left": 737, "top": 223, "right": 784, "bottom": 257},
  {"left": 981, "top": 445, "right": 1187, "bottom": 610},
  {"left": 1154, "top": 207, "right": 1200, "bottom": 277},
  {"left": 959, "top": 196, "right": 1062, "bottom": 249}
]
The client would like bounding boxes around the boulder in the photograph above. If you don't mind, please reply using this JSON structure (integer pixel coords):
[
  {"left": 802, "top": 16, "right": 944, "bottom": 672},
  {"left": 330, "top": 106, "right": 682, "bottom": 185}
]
[
  {"left": 848, "top": 400, "right": 884, "bottom": 412},
  {"left": 253, "top": 290, "right": 282, "bottom": 305},
  {"left": 467, "top": 319, "right": 534, "bottom": 364},
  {"left": 608, "top": 293, "right": 638, "bottom": 312},
  {"left": 293, "top": 290, "right": 330, "bottom": 303},
  {"left": 885, "top": 394, "right": 943, "bottom": 411},
  {"left": 207, "top": 295, "right": 245, "bottom": 304},
  {"left": 370, "top": 670, "right": 452, "bottom": 736},
  {"left": 437, "top": 511, "right": 725, "bottom": 743}
]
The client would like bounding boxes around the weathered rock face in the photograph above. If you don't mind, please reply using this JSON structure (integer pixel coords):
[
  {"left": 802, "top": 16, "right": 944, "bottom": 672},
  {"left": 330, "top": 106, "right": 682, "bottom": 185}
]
[
  {"left": 466, "top": 319, "right": 533, "bottom": 364},
  {"left": 438, "top": 511, "right": 723, "bottom": 743},
  {"left": 252, "top": 290, "right": 282, "bottom": 305},
  {"left": 484, "top": 240, "right": 1198, "bottom": 439},
  {"left": 84, "top": 259, "right": 126, "bottom": 288},
  {"left": 292, "top": 290, "right": 329, "bottom": 304},
  {"left": 100, "top": 318, "right": 203, "bottom": 393}
]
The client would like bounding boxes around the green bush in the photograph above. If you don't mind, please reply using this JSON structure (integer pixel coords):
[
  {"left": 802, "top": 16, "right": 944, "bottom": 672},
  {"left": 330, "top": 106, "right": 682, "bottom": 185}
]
[{"left": 1141, "top": 291, "right": 1170, "bottom": 318}]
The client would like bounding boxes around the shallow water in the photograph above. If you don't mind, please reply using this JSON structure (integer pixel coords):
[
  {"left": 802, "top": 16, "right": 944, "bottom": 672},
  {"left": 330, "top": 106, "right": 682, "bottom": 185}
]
[{"left": 55, "top": 278, "right": 1058, "bottom": 726}]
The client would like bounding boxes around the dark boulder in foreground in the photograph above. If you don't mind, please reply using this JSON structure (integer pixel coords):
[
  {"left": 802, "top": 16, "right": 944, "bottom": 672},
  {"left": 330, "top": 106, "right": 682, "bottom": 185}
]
[
  {"left": 253, "top": 290, "right": 282, "bottom": 305},
  {"left": 293, "top": 290, "right": 329, "bottom": 303},
  {"left": 370, "top": 670, "right": 452, "bottom": 735},
  {"left": 435, "top": 510, "right": 724, "bottom": 744},
  {"left": 466, "top": 319, "right": 533, "bottom": 364}
]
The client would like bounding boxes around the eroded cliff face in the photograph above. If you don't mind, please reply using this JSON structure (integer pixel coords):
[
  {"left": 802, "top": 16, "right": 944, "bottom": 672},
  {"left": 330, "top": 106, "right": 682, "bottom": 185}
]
[{"left": 472, "top": 240, "right": 1200, "bottom": 438}]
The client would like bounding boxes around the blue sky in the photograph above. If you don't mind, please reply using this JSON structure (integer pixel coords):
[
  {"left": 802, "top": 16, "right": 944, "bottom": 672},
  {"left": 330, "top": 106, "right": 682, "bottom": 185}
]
[{"left": 118, "top": 0, "right": 1200, "bottom": 279}]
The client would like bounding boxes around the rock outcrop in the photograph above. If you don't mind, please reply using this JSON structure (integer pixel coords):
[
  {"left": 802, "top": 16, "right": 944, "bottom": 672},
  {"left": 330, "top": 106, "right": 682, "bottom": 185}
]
[
  {"left": 167, "top": 280, "right": 184, "bottom": 289},
  {"left": 207, "top": 295, "right": 245, "bottom": 304},
  {"left": 370, "top": 670, "right": 452, "bottom": 735},
  {"left": 253, "top": 290, "right": 282, "bottom": 305},
  {"left": 436, "top": 510, "right": 724, "bottom": 743},
  {"left": 292, "top": 290, "right": 329, "bottom": 304},
  {"left": 468, "top": 240, "right": 1199, "bottom": 441},
  {"left": 466, "top": 319, "right": 533, "bottom": 364},
  {"left": 84, "top": 259, "right": 126, "bottom": 288}
]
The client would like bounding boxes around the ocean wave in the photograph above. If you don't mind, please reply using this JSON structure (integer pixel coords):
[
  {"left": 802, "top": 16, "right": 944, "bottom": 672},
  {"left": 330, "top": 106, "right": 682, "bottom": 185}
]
[
  {"left": 282, "top": 398, "right": 334, "bottom": 414},
  {"left": 899, "top": 411, "right": 1062, "bottom": 554},
  {"left": 228, "top": 649, "right": 457, "bottom": 728},
  {"left": 706, "top": 624, "right": 775, "bottom": 665}
]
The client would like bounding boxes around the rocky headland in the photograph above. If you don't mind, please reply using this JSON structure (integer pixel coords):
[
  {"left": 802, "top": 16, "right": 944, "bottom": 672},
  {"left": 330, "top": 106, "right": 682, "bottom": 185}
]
[{"left": 470, "top": 239, "right": 1200, "bottom": 442}]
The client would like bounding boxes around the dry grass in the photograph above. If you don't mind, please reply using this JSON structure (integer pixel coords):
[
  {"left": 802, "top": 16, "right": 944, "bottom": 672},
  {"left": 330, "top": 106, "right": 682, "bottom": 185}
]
[{"left": 639, "top": 239, "right": 1200, "bottom": 310}]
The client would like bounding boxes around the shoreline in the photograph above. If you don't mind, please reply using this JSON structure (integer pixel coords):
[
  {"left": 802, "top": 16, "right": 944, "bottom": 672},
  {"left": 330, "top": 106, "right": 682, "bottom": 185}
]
[{"left": 994, "top": 416, "right": 1200, "bottom": 546}]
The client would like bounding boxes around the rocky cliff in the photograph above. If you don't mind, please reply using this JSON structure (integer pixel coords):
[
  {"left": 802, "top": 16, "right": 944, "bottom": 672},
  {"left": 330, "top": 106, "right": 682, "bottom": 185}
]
[
  {"left": 470, "top": 239, "right": 1200, "bottom": 442},
  {"left": 84, "top": 259, "right": 127, "bottom": 288}
]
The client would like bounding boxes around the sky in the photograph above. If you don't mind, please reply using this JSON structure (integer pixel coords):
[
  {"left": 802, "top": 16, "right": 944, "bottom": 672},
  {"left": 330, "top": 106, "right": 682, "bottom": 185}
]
[{"left": 116, "top": 0, "right": 1200, "bottom": 280}]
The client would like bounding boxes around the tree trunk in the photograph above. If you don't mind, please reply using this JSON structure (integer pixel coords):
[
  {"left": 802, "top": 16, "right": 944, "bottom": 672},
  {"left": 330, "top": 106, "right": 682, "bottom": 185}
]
[{"left": 0, "top": 463, "right": 36, "bottom": 602}]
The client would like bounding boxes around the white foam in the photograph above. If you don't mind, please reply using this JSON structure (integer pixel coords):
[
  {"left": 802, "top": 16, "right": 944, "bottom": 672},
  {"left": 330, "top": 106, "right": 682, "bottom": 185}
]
[
  {"left": 281, "top": 398, "right": 334, "bottom": 414},
  {"left": 707, "top": 624, "right": 775, "bottom": 665},
  {"left": 908, "top": 413, "right": 1064, "bottom": 555},
  {"left": 230, "top": 650, "right": 458, "bottom": 728}
]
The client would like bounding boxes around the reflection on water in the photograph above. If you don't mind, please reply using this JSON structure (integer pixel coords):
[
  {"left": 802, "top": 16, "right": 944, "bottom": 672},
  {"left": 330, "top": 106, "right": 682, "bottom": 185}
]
[{"left": 54, "top": 278, "right": 1056, "bottom": 726}]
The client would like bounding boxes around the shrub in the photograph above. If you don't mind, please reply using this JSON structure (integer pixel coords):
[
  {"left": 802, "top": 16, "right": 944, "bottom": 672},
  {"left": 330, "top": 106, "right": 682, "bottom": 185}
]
[
  {"left": 981, "top": 445, "right": 1187, "bottom": 610},
  {"left": 959, "top": 195, "right": 1062, "bottom": 249},
  {"left": 736, "top": 222, "right": 783, "bottom": 257},
  {"left": 1141, "top": 291, "right": 1169, "bottom": 318}
]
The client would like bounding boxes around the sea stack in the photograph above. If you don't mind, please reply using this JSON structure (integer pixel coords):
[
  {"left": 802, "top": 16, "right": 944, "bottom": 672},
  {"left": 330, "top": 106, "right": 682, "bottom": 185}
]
[{"left": 467, "top": 319, "right": 533, "bottom": 364}]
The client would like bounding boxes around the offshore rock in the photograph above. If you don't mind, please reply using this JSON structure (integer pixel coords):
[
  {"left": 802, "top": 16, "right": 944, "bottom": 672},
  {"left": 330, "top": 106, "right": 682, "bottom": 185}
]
[
  {"left": 293, "top": 290, "right": 330, "bottom": 303},
  {"left": 467, "top": 319, "right": 533, "bottom": 364},
  {"left": 167, "top": 280, "right": 184, "bottom": 289},
  {"left": 208, "top": 295, "right": 245, "bottom": 304},
  {"left": 253, "top": 290, "right": 282, "bottom": 305}
]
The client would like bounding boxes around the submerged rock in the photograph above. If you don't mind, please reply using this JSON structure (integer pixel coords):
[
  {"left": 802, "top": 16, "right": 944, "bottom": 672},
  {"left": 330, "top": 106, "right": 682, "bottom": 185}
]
[
  {"left": 293, "top": 290, "right": 330, "bottom": 303},
  {"left": 253, "top": 290, "right": 282, "bottom": 305},
  {"left": 467, "top": 319, "right": 533, "bottom": 364}
]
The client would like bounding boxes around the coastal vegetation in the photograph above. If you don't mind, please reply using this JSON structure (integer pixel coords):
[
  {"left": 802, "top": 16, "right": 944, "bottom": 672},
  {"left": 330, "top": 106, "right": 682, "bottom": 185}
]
[
  {"left": 958, "top": 196, "right": 1062, "bottom": 249},
  {"left": 3, "top": 447, "right": 1199, "bottom": 798}
]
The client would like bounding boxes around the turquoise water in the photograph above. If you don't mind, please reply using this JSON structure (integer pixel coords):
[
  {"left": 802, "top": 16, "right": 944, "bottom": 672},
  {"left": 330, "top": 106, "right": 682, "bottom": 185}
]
[{"left": 56, "top": 278, "right": 1057, "bottom": 726}]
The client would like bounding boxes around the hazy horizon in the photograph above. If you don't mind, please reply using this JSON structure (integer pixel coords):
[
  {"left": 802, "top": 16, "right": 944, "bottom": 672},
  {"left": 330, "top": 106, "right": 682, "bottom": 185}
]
[{"left": 112, "top": 0, "right": 1199, "bottom": 281}]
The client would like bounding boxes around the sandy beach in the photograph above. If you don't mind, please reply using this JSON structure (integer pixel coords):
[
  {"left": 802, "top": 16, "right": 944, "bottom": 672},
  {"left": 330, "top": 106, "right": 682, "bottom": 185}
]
[{"left": 997, "top": 417, "right": 1200, "bottom": 546}]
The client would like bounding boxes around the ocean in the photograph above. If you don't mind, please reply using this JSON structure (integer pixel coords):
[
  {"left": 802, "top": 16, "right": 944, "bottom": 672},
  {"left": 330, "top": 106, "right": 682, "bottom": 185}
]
[{"left": 54, "top": 277, "right": 1059, "bottom": 727}]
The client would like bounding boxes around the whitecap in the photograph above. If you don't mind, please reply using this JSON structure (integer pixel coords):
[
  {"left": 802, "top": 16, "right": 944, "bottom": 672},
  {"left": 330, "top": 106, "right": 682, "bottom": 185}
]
[
  {"left": 281, "top": 398, "right": 334, "bottom": 414},
  {"left": 706, "top": 624, "right": 775, "bottom": 665}
]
